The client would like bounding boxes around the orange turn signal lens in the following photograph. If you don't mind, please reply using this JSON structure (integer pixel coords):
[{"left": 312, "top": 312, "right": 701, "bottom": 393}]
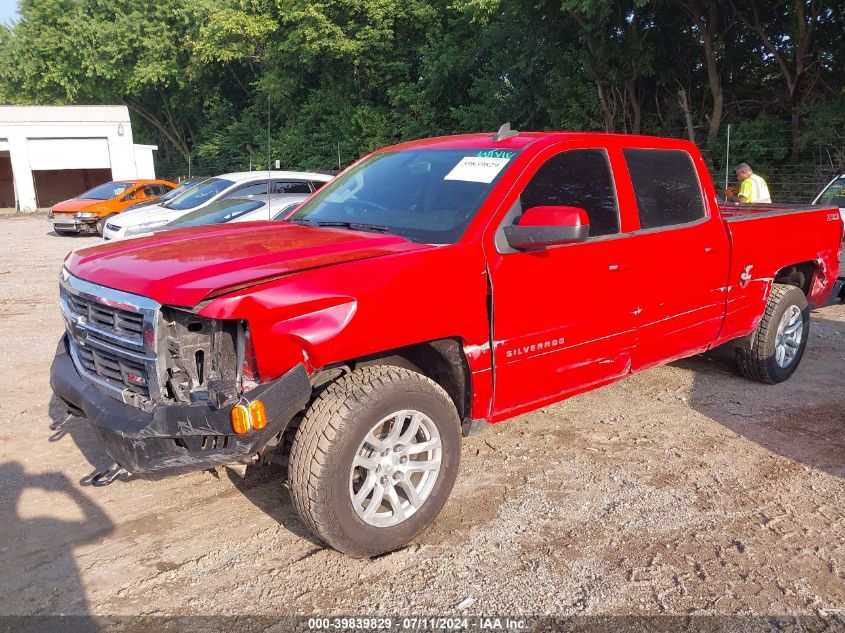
[
  {"left": 231, "top": 404, "right": 251, "bottom": 435},
  {"left": 249, "top": 400, "right": 267, "bottom": 430}
]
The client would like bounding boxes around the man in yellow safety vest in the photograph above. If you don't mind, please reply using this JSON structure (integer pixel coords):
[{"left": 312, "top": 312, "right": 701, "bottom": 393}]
[{"left": 726, "top": 163, "right": 772, "bottom": 203}]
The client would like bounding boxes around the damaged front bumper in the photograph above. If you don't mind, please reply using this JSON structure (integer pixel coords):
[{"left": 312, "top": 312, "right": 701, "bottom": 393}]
[{"left": 50, "top": 336, "right": 311, "bottom": 475}]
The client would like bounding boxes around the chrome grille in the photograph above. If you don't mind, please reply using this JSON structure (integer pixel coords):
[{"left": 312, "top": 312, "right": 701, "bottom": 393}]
[
  {"left": 60, "top": 270, "right": 162, "bottom": 404},
  {"left": 75, "top": 345, "right": 151, "bottom": 396},
  {"left": 65, "top": 292, "right": 145, "bottom": 342}
]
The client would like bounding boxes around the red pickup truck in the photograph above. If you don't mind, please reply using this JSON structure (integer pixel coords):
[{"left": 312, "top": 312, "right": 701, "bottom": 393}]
[{"left": 51, "top": 130, "right": 842, "bottom": 557}]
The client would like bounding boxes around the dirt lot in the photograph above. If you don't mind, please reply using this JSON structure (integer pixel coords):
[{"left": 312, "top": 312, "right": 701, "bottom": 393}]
[{"left": 0, "top": 215, "right": 843, "bottom": 620}]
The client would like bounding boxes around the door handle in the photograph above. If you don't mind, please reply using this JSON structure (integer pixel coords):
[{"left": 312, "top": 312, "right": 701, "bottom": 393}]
[
  {"left": 608, "top": 262, "right": 630, "bottom": 272},
  {"left": 704, "top": 246, "right": 719, "bottom": 254}
]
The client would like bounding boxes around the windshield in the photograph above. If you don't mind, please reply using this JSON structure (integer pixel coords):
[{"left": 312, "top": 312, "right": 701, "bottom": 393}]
[
  {"left": 817, "top": 176, "right": 845, "bottom": 208},
  {"left": 164, "top": 178, "right": 233, "bottom": 210},
  {"left": 78, "top": 182, "right": 137, "bottom": 200},
  {"left": 158, "top": 179, "right": 202, "bottom": 203},
  {"left": 290, "top": 148, "right": 519, "bottom": 243},
  {"left": 167, "top": 199, "right": 265, "bottom": 228}
]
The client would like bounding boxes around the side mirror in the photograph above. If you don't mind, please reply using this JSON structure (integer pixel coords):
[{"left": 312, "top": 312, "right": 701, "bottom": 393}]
[{"left": 504, "top": 205, "right": 590, "bottom": 250}]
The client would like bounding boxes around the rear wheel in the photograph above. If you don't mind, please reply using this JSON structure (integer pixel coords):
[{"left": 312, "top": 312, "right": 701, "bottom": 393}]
[
  {"left": 289, "top": 366, "right": 461, "bottom": 557},
  {"left": 735, "top": 283, "right": 809, "bottom": 384}
]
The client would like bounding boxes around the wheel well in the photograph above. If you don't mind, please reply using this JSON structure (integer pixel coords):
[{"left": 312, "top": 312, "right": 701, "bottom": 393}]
[
  {"left": 350, "top": 338, "right": 471, "bottom": 420},
  {"left": 774, "top": 261, "right": 817, "bottom": 296},
  {"left": 275, "top": 339, "right": 472, "bottom": 468}
]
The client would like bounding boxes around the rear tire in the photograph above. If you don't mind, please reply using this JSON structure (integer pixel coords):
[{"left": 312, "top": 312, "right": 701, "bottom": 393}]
[
  {"left": 735, "top": 283, "right": 809, "bottom": 384},
  {"left": 289, "top": 366, "right": 461, "bottom": 558}
]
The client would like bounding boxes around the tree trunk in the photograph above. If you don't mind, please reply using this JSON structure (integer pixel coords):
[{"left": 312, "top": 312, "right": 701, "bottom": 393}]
[
  {"left": 700, "top": 4, "right": 724, "bottom": 148},
  {"left": 678, "top": 89, "right": 697, "bottom": 143},
  {"left": 790, "top": 105, "right": 801, "bottom": 163},
  {"left": 595, "top": 82, "right": 614, "bottom": 132},
  {"left": 124, "top": 100, "right": 190, "bottom": 163},
  {"left": 625, "top": 78, "right": 642, "bottom": 135}
]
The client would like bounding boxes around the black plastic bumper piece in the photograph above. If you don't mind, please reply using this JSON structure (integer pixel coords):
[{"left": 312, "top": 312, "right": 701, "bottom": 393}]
[{"left": 50, "top": 336, "right": 311, "bottom": 475}]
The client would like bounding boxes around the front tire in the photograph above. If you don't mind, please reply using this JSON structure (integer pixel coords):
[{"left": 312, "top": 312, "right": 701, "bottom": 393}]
[
  {"left": 735, "top": 283, "right": 809, "bottom": 384},
  {"left": 289, "top": 366, "right": 461, "bottom": 557},
  {"left": 95, "top": 214, "right": 115, "bottom": 236}
]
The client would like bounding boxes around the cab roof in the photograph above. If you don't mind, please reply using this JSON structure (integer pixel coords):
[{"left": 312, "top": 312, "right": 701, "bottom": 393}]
[
  {"left": 386, "top": 131, "right": 696, "bottom": 153},
  {"left": 219, "top": 170, "right": 334, "bottom": 182}
]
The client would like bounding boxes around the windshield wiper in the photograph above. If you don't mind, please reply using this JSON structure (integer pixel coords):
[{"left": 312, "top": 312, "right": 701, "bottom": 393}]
[{"left": 313, "top": 220, "right": 390, "bottom": 234}]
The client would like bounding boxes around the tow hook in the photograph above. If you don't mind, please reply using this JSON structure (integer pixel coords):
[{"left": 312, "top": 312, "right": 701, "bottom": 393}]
[
  {"left": 49, "top": 410, "right": 78, "bottom": 431},
  {"left": 86, "top": 463, "right": 130, "bottom": 487}
]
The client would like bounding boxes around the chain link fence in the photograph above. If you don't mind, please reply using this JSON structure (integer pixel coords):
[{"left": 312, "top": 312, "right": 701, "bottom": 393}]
[
  {"left": 154, "top": 152, "right": 342, "bottom": 186},
  {"left": 153, "top": 132, "right": 844, "bottom": 205},
  {"left": 700, "top": 149, "right": 842, "bottom": 204},
  {"left": 696, "top": 125, "right": 844, "bottom": 204}
]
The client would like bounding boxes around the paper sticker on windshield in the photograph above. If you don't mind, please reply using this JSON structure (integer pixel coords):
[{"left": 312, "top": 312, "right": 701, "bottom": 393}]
[{"left": 444, "top": 157, "right": 511, "bottom": 183}]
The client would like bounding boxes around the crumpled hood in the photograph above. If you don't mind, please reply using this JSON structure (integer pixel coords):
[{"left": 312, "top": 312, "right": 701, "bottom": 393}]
[
  {"left": 52, "top": 198, "right": 98, "bottom": 213},
  {"left": 65, "top": 222, "right": 428, "bottom": 307}
]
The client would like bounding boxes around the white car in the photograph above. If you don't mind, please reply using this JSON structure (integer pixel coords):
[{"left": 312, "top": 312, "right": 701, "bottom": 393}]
[
  {"left": 813, "top": 173, "right": 845, "bottom": 219},
  {"left": 102, "top": 171, "right": 332, "bottom": 240}
]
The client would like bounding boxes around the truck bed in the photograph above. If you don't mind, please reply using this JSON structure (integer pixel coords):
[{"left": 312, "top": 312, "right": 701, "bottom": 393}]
[
  {"left": 719, "top": 202, "right": 828, "bottom": 221},
  {"left": 715, "top": 201, "right": 842, "bottom": 344}
]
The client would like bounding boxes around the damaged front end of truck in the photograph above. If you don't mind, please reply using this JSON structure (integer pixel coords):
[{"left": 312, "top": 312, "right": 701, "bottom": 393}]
[{"left": 50, "top": 268, "right": 311, "bottom": 484}]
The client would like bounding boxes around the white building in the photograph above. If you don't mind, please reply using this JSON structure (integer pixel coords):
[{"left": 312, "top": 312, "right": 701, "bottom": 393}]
[{"left": 0, "top": 105, "right": 158, "bottom": 211}]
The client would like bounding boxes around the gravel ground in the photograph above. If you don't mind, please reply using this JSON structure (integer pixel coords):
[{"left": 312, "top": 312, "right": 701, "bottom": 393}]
[{"left": 0, "top": 215, "right": 843, "bottom": 622}]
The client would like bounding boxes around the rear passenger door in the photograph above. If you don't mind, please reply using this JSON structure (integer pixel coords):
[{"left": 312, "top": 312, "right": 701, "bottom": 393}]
[
  {"left": 622, "top": 148, "right": 730, "bottom": 370},
  {"left": 225, "top": 181, "right": 270, "bottom": 198}
]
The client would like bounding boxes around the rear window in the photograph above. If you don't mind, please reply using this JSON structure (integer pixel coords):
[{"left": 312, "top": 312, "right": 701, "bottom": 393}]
[{"left": 623, "top": 149, "right": 705, "bottom": 230}]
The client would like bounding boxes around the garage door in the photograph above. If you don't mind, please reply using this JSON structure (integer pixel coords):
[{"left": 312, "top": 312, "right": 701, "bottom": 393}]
[{"left": 28, "top": 138, "right": 111, "bottom": 170}]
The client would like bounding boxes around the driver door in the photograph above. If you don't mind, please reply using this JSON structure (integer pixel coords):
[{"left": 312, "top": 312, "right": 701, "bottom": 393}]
[{"left": 487, "top": 146, "right": 639, "bottom": 417}]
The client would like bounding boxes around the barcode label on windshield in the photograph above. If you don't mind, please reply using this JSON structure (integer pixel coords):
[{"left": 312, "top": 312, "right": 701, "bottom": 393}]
[{"left": 444, "top": 157, "right": 511, "bottom": 183}]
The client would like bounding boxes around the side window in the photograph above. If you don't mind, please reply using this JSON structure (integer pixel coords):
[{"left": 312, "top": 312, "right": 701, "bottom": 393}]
[
  {"left": 273, "top": 180, "right": 312, "bottom": 194},
  {"left": 623, "top": 149, "right": 705, "bottom": 229},
  {"left": 228, "top": 182, "right": 269, "bottom": 197},
  {"left": 520, "top": 149, "right": 619, "bottom": 237},
  {"left": 311, "top": 180, "right": 328, "bottom": 190}
]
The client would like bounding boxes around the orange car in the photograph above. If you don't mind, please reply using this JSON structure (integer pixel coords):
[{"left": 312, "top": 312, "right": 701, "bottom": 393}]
[{"left": 48, "top": 179, "right": 175, "bottom": 235}]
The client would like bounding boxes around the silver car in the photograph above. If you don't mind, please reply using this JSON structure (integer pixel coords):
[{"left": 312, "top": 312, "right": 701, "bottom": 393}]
[{"left": 163, "top": 194, "right": 308, "bottom": 230}]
